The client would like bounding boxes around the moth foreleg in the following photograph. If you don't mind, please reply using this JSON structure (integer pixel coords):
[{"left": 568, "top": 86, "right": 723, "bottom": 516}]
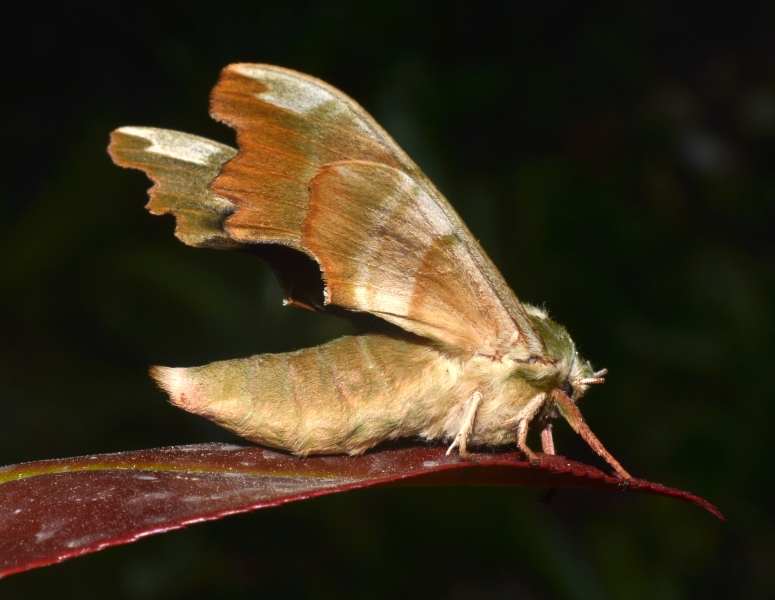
[
  {"left": 552, "top": 388, "right": 631, "bottom": 479},
  {"left": 446, "top": 391, "right": 482, "bottom": 459}
]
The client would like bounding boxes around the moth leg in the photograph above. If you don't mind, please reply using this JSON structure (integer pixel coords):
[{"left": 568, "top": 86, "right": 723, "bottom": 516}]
[
  {"left": 539, "top": 422, "right": 555, "bottom": 455},
  {"left": 516, "top": 419, "right": 538, "bottom": 462},
  {"left": 552, "top": 389, "right": 631, "bottom": 479},
  {"left": 446, "top": 391, "right": 482, "bottom": 459},
  {"left": 504, "top": 392, "right": 547, "bottom": 462}
]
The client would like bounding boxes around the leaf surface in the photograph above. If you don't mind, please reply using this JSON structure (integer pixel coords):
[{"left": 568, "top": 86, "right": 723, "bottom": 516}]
[{"left": 0, "top": 443, "right": 722, "bottom": 578}]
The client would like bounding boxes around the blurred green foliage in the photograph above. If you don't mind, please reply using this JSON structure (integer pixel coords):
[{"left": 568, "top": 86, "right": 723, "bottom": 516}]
[{"left": 1, "top": 2, "right": 773, "bottom": 598}]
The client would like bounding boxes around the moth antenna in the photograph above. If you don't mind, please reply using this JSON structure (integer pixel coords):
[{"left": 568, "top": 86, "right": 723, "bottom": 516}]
[{"left": 580, "top": 368, "right": 608, "bottom": 385}]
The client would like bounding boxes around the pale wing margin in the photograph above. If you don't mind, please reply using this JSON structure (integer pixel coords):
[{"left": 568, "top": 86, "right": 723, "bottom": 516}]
[{"left": 109, "top": 127, "right": 240, "bottom": 249}]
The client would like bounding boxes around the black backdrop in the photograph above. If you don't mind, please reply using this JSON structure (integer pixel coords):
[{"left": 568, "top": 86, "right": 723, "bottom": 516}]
[{"left": 2, "top": 2, "right": 774, "bottom": 598}]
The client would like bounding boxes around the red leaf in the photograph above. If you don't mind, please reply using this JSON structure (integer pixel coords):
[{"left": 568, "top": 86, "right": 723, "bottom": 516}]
[{"left": 0, "top": 443, "right": 722, "bottom": 578}]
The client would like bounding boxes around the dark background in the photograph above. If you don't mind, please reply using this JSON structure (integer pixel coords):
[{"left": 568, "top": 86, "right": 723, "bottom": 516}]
[{"left": 1, "top": 1, "right": 773, "bottom": 598}]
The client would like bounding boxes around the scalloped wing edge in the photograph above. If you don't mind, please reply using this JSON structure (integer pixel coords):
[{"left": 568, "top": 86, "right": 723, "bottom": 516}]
[{"left": 109, "top": 127, "right": 241, "bottom": 249}]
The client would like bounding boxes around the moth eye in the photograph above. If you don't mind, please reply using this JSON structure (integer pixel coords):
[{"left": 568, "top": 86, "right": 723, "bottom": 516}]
[
  {"left": 562, "top": 381, "right": 574, "bottom": 397},
  {"left": 528, "top": 357, "right": 537, "bottom": 364}
]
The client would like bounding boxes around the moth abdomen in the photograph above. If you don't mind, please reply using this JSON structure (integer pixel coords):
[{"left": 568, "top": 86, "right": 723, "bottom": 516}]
[{"left": 151, "top": 333, "right": 456, "bottom": 456}]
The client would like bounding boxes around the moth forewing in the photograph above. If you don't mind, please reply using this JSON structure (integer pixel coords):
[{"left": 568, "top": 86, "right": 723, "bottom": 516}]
[{"left": 111, "top": 62, "right": 633, "bottom": 480}]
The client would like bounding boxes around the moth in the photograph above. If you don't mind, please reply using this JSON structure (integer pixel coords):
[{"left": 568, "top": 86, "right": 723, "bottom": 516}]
[{"left": 109, "top": 63, "right": 631, "bottom": 479}]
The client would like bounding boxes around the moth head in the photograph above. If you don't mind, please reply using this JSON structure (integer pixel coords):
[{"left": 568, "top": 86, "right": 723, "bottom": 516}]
[{"left": 521, "top": 304, "right": 605, "bottom": 403}]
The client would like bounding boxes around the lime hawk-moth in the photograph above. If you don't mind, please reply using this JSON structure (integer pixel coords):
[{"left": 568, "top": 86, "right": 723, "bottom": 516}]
[{"left": 109, "top": 64, "right": 630, "bottom": 479}]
